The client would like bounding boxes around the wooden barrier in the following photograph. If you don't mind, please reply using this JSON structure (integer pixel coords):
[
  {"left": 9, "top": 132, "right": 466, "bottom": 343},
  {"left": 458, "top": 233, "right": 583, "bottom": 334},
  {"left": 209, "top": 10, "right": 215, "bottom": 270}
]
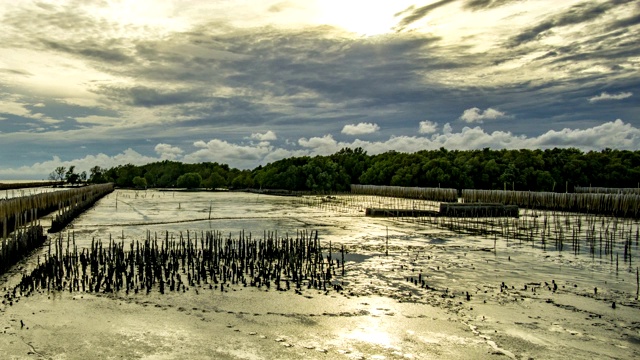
[
  {"left": 462, "top": 189, "right": 640, "bottom": 218},
  {"left": 351, "top": 184, "right": 458, "bottom": 202}
]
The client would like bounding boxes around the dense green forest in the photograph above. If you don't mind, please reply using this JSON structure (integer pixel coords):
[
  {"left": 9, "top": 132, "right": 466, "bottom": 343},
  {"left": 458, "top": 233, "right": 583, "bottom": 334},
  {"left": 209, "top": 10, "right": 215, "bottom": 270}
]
[{"left": 68, "top": 148, "right": 640, "bottom": 192}]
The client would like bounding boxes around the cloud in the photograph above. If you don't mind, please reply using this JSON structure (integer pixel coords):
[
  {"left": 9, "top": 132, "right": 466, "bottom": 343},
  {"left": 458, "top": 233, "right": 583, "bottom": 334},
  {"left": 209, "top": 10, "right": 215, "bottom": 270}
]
[
  {"left": 98, "top": 85, "right": 205, "bottom": 108},
  {"left": 0, "top": 149, "right": 157, "bottom": 180},
  {"left": 0, "top": 68, "right": 32, "bottom": 76},
  {"left": 508, "top": 1, "right": 628, "bottom": 47},
  {"left": 341, "top": 122, "right": 380, "bottom": 135},
  {"left": 532, "top": 119, "right": 638, "bottom": 148},
  {"left": 0, "top": 96, "right": 61, "bottom": 124},
  {"left": 463, "top": 0, "right": 517, "bottom": 11},
  {"left": 0, "top": 0, "right": 638, "bottom": 179},
  {"left": 40, "top": 39, "right": 131, "bottom": 64},
  {"left": 298, "top": 134, "right": 341, "bottom": 154},
  {"left": 418, "top": 120, "right": 438, "bottom": 134},
  {"left": 183, "top": 139, "right": 274, "bottom": 168},
  {"left": 607, "top": 13, "right": 640, "bottom": 30},
  {"left": 1, "top": 120, "right": 638, "bottom": 179},
  {"left": 298, "top": 119, "right": 640, "bottom": 156},
  {"left": 250, "top": 130, "right": 277, "bottom": 141},
  {"left": 459, "top": 107, "right": 507, "bottom": 123},
  {"left": 154, "top": 143, "right": 184, "bottom": 160},
  {"left": 395, "top": 0, "right": 457, "bottom": 31},
  {"left": 588, "top": 91, "right": 633, "bottom": 103}
]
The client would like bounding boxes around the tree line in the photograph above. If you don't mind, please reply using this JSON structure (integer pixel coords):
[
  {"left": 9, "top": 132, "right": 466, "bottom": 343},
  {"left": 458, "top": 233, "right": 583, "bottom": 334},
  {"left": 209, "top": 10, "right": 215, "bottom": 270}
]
[{"left": 60, "top": 147, "right": 640, "bottom": 192}]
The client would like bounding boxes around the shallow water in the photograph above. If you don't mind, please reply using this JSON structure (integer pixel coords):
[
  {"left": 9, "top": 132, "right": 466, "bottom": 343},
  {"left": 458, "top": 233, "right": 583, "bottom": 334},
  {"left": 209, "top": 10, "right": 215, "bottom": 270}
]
[{"left": 1, "top": 190, "right": 639, "bottom": 359}]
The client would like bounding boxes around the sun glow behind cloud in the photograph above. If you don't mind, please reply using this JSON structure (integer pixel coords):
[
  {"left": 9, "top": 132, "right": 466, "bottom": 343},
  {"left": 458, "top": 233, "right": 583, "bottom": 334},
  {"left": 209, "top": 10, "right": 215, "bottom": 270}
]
[{"left": 314, "top": 0, "right": 411, "bottom": 36}]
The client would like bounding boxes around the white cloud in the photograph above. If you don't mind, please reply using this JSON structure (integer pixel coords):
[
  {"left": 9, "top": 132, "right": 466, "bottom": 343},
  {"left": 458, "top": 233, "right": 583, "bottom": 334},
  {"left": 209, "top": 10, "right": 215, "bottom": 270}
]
[
  {"left": 75, "top": 115, "right": 122, "bottom": 125},
  {"left": 1, "top": 120, "right": 638, "bottom": 179},
  {"left": 588, "top": 91, "right": 633, "bottom": 103},
  {"left": 183, "top": 139, "right": 274, "bottom": 168},
  {"left": 341, "top": 122, "right": 380, "bottom": 135},
  {"left": 298, "top": 134, "right": 343, "bottom": 154},
  {"left": 296, "top": 120, "right": 639, "bottom": 157},
  {"left": 443, "top": 123, "right": 452, "bottom": 135},
  {"left": 0, "top": 149, "right": 157, "bottom": 180},
  {"left": 459, "top": 107, "right": 507, "bottom": 123},
  {"left": 249, "top": 130, "right": 277, "bottom": 141},
  {"left": 532, "top": 119, "right": 638, "bottom": 148},
  {"left": 154, "top": 143, "right": 184, "bottom": 160},
  {"left": 418, "top": 120, "right": 438, "bottom": 134}
]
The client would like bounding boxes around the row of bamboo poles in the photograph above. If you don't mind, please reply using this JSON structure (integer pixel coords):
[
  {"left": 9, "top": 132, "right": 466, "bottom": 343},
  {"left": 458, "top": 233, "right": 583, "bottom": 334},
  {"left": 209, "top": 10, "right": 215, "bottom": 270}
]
[
  {"left": 0, "top": 181, "right": 63, "bottom": 191},
  {"left": 346, "top": 185, "right": 640, "bottom": 218},
  {"left": 0, "top": 225, "right": 47, "bottom": 275},
  {"left": 12, "top": 229, "right": 346, "bottom": 298},
  {"left": 0, "top": 183, "right": 114, "bottom": 238},
  {"left": 296, "top": 194, "right": 442, "bottom": 215},
  {"left": 430, "top": 209, "right": 637, "bottom": 258},
  {"left": 306, "top": 194, "right": 639, "bottom": 271},
  {"left": 462, "top": 189, "right": 640, "bottom": 218},
  {"left": 575, "top": 186, "right": 640, "bottom": 195},
  {"left": 350, "top": 184, "right": 458, "bottom": 202},
  {"left": 48, "top": 184, "right": 115, "bottom": 233}
]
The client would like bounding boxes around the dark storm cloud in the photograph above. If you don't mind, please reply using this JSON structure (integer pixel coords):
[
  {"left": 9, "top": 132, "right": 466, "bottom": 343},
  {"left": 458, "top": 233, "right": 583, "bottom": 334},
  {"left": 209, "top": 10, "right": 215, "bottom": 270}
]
[
  {"left": 508, "top": 0, "right": 635, "bottom": 47},
  {"left": 1, "top": 0, "right": 638, "bottom": 151},
  {"left": 59, "top": 14, "right": 630, "bottom": 138},
  {"left": 268, "top": 1, "right": 290, "bottom": 13},
  {"left": 514, "top": 23, "right": 639, "bottom": 85},
  {"left": 96, "top": 85, "right": 208, "bottom": 108},
  {"left": 395, "top": 0, "right": 523, "bottom": 31},
  {"left": 463, "top": 0, "right": 520, "bottom": 11},
  {"left": 395, "top": 0, "right": 458, "bottom": 31},
  {"left": 607, "top": 12, "right": 640, "bottom": 30},
  {"left": 218, "top": 31, "right": 444, "bottom": 104},
  {"left": 40, "top": 39, "right": 131, "bottom": 63},
  {"left": 547, "top": 40, "right": 640, "bottom": 65},
  {"left": 74, "top": 25, "right": 461, "bottom": 129},
  {"left": 1, "top": 2, "right": 133, "bottom": 68},
  {"left": 0, "top": 68, "right": 32, "bottom": 76},
  {"left": 2, "top": 2, "right": 111, "bottom": 39},
  {"left": 7, "top": 0, "right": 629, "bottom": 134}
]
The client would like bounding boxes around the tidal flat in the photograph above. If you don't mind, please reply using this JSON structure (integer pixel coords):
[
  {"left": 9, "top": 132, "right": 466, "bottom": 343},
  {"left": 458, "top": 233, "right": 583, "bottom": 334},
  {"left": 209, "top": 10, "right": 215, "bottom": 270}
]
[{"left": 1, "top": 190, "right": 639, "bottom": 359}]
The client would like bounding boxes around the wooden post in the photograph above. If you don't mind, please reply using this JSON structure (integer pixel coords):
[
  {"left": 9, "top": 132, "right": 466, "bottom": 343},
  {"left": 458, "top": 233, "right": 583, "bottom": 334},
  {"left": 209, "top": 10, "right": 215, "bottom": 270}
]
[
  {"left": 386, "top": 226, "right": 389, "bottom": 256},
  {"left": 341, "top": 245, "right": 345, "bottom": 277}
]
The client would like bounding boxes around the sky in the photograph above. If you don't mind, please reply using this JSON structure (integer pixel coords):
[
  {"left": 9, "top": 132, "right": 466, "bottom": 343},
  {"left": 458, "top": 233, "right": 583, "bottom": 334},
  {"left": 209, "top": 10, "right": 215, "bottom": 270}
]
[{"left": 0, "top": 0, "right": 638, "bottom": 179}]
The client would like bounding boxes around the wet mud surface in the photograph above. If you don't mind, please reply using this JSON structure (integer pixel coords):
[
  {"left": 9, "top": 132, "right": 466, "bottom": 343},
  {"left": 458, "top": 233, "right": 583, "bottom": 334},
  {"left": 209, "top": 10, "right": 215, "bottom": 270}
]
[{"left": 1, "top": 190, "right": 639, "bottom": 359}]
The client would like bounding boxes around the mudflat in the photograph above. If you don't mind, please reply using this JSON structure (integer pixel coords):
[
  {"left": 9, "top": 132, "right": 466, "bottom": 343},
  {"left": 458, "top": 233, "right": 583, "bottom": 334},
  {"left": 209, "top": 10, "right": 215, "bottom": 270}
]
[{"left": 1, "top": 190, "right": 638, "bottom": 359}]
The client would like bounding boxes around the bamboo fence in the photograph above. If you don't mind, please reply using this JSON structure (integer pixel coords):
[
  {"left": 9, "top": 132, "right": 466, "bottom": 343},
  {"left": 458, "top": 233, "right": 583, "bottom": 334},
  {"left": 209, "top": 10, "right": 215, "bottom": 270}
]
[
  {"left": 575, "top": 186, "right": 640, "bottom": 195},
  {"left": 0, "top": 181, "right": 64, "bottom": 191},
  {"left": 0, "top": 224, "right": 46, "bottom": 275},
  {"left": 299, "top": 193, "right": 639, "bottom": 271},
  {"left": 0, "top": 183, "right": 114, "bottom": 238},
  {"left": 350, "top": 184, "right": 458, "bottom": 202},
  {"left": 462, "top": 189, "right": 640, "bottom": 218},
  {"left": 48, "top": 184, "right": 115, "bottom": 233}
]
